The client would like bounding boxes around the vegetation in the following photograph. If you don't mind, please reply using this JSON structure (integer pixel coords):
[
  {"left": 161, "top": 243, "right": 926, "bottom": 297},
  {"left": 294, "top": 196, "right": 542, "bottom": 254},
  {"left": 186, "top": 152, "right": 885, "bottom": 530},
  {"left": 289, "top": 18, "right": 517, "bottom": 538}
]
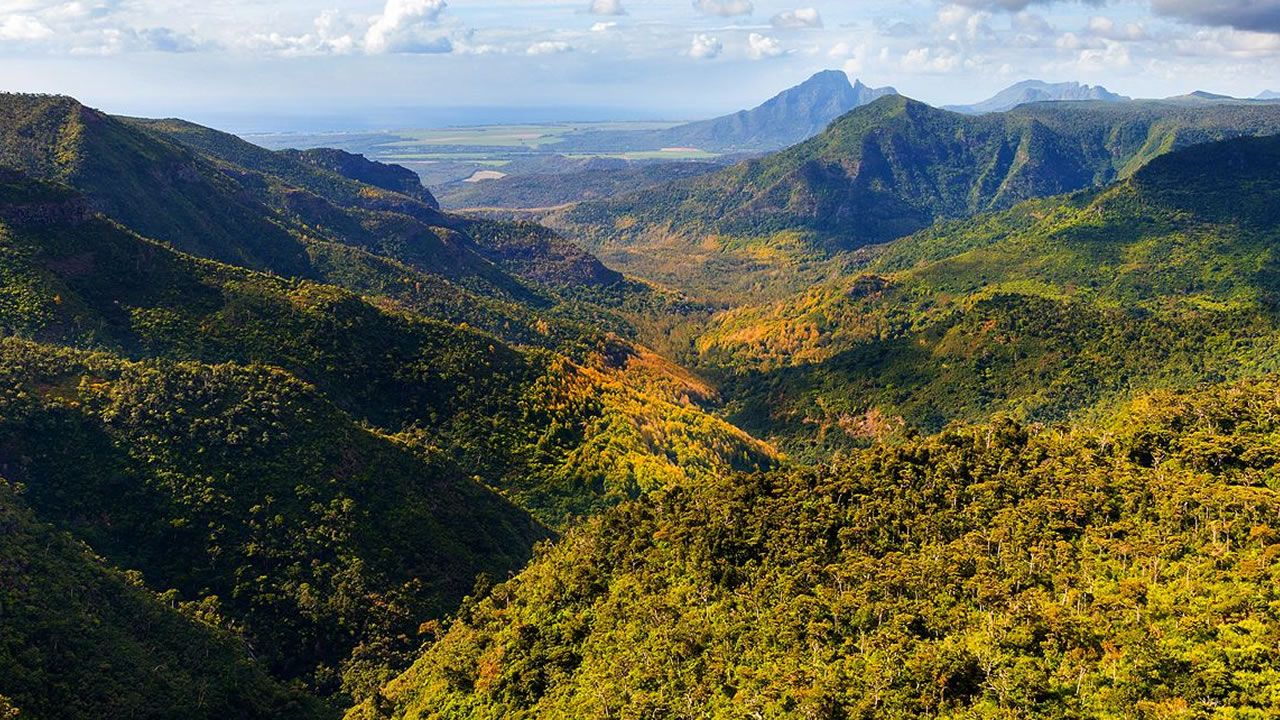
[
  {"left": 351, "top": 376, "right": 1280, "bottom": 719},
  {"left": 6, "top": 89, "right": 1280, "bottom": 720},
  {"left": 0, "top": 481, "right": 332, "bottom": 720},
  {"left": 694, "top": 134, "right": 1280, "bottom": 455},
  {"left": 0, "top": 158, "right": 772, "bottom": 708}
]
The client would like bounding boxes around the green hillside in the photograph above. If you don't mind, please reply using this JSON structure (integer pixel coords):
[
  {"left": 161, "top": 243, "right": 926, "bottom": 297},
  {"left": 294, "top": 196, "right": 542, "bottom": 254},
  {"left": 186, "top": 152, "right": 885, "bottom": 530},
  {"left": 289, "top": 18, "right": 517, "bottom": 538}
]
[
  {"left": 553, "top": 97, "right": 1280, "bottom": 299},
  {"left": 0, "top": 165, "right": 773, "bottom": 707},
  {"left": 694, "top": 133, "right": 1280, "bottom": 455},
  {"left": 6, "top": 87, "right": 1280, "bottom": 720},
  {"left": 0, "top": 483, "right": 331, "bottom": 720},
  {"left": 351, "top": 376, "right": 1280, "bottom": 719},
  {"left": 0, "top": 336, "right": 548, "bottom": 702}
]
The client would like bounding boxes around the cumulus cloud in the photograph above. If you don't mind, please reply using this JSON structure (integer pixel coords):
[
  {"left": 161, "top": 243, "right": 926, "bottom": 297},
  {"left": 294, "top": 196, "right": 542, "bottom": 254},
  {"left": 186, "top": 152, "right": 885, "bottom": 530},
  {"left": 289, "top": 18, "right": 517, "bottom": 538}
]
[
  {"left": 771, "top": 8, "right": 822, "bottom": 28},
  {"left": 527, "top": 40, "right": 572, "bottom": 54},
  {"left": 937, "top": 5, "right": 994, "bottom": 42},
  {"left": 945, "top": 0, "right": 1105, "bottom": 12},
  {"left": 0, "top": 13, "right": 52, "bottom": 39},
  {"left": 689, "top": 32, "right": 722, "bottom": 58},
  {"left": 900, "top": 46, "right": 964, "bottom": 73},
  {"left": 1173, "top": 26, "right": 1280, "bottom": 57},
  {"left": 1152, "top": 0, "right": 1280, "bottom": 34},
  {"left": 71, "top": 25, "right": 204, "bottom": 54},
  {"left": 746, "top": 32, "right": 783, "bottom": 58},
  {"left": 245, "top": 9, "right": 358, "bottom": 56},
  {"left": 693, "top": 0, "right": 753, "bottom": 17},
  {"left": 591, "top": 21, "right": 617, "bottom": 31},
  {"left": 587, "top": 0, "right": 626, "bottom": 15},
  {"left": 1086, "top": 15, "right": 1148, "bottom": 41},
  {"left": 364, "top": 0, "right": 448, "bottom": 54}
]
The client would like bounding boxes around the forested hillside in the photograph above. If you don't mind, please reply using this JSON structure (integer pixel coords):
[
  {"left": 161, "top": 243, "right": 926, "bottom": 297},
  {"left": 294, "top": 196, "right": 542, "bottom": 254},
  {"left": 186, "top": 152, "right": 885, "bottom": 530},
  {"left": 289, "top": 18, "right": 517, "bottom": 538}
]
[
  {"left": 0, "top": 482, "right": 332, "bottom": 720},
  {"left": 696, "top": 133, "right": 1280, "bottom": 455},
  {"left": 0, "top": 97, "right": 773, "bottom": 713},
  {"left": 5, "top": 86, "right": 1280, "bottom": 720},
  {"left": 352, "top": 376, "right": 1280, "bottom": 719}
]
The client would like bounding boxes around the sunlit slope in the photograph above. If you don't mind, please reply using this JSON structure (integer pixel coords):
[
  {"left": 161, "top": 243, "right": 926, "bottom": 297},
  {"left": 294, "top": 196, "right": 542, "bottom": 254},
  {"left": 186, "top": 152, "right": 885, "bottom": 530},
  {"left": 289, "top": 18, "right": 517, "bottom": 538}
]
[
  {"left": 695, "top": 134, "right": 1280, "bottom": 453},
  {"left": 353, "top": 376, "right": 1280, "bottom": 719}
]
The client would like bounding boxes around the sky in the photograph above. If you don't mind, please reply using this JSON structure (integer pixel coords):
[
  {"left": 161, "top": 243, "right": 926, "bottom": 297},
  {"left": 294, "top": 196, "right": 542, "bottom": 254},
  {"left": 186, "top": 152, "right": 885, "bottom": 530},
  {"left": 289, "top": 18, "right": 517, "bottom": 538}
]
[{"left": 1, "top": 0, "right": 1279, "bottom": 130}]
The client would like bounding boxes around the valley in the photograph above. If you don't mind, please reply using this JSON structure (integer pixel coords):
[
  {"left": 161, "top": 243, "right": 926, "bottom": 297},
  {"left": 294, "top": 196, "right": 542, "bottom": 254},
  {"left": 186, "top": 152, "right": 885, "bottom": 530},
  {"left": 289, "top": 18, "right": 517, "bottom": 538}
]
[{"left": 3, "top": 55, "right": 1280, "bottom": 720}]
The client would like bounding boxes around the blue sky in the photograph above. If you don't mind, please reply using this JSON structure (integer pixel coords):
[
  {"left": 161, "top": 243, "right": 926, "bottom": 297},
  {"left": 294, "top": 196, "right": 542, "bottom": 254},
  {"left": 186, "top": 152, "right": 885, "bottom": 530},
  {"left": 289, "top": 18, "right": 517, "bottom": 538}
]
[{"left": 1, "top": 0, "right": 1278, "bottom": 130}]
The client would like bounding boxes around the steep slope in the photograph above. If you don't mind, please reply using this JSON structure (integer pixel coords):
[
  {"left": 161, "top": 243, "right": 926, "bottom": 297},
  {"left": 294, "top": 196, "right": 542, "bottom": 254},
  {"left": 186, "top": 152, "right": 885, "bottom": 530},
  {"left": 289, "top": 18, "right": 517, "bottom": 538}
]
[
  {"left": 0, "top": 483, "right": 331, "bottom": 720},
  {"left": 695, "top": 133, "right": 1280, "bottom": 453},
  {"left": 353, "top": 377, "right": 1280, "bottom": 719},
  {"left": 0, "top": 94, "right": 313, "bottom": 275},
  {"left": 553, "top": 96, "right": 1280, "bottom": 299},
  {"left": 0, "top": 338, "right": 545, "bottom": 704},
  {"left": 0, "top": 94, "right": 684, "bottom": 356},
  {"left": 288, "top": 147, "right": 441, "bottom": 207},
  {"left": 946, "top": 79, "right": 1127, "bottom": 114},
  {"left": 0, "top": 168, "right": 776, "bottom": 702},
  {"left": 557, "top": 71, "right": 896, "bottom": 153},
  {"left": 0, "top": 171, "right": 773, "bottom": 524}
]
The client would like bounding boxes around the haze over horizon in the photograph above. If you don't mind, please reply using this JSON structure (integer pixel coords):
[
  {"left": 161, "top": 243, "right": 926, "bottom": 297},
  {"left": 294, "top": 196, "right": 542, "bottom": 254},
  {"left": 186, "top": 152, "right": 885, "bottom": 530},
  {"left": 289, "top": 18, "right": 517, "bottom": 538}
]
[{"left": 2, "top": 0, "right": 1279, "bottom": 131}]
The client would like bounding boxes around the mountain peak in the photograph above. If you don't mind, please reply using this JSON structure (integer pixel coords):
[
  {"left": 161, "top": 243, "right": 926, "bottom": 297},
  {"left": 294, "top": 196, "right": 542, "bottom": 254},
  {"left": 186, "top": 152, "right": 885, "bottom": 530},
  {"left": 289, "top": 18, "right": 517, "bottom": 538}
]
[
  {"left": 946, "top": 79, "right": 1127, "bottom": 114},
  {"left": 803, "top": 69, "right": 853, "bottom": 86},
  {"left": 1260, "top": 90, "right": 1280, "bottom": 100}
]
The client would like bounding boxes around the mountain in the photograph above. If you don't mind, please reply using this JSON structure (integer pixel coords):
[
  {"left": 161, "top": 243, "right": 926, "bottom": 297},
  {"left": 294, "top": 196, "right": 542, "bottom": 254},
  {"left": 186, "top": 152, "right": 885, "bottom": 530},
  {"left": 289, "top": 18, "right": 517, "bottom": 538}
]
[
  {"left": 1164, "top": 90, "right": 1241, "bottom": 102},
  {"left": 352, "top": 133, "right": 1280, "bottom": 720},
  {"left": 696, "top": 133, "right": 1280, "bottom": 453},
  {"left": 351, "top": 375, "right": 1280, "bottom": 719},
  {"left": 0, "top": 103, "right": 775, "bottom": 709},
  {"left": 286, "top": 147, "right": 441, "bottom": 207},
  {"left": 0, "top": 482, "right": 331, "bottom": 720},
  {"left": 0, "top": 94, "right": 688, "bottom": 353},
  {"left": 551, "top": 95, "right": 1280, "bottom": 299},
  {"left": 556, "top": 71, "right": 898, "bottom": 154},
  {"left": 1260, "top": 90, "right": 1280, "bottom": 100},
  {"left": 946, "top": 79, "right": 1128, "bottom": 114}
]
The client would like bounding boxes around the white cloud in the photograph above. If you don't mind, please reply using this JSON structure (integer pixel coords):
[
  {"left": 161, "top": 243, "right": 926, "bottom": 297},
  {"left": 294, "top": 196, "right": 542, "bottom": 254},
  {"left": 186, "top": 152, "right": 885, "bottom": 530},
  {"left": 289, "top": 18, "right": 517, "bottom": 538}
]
[
  {"left": 689, "top": 32, "right": 722, "bottom": 58},
  {"left": 746, "top": 32, "right": 783, "bottom": 58},
  {"left": 937, "top": 4, "right": 994, "bottom": 42},
  {"left": 527, "top": 40, "right": 572, "bottom": 55},
  {"left": 70, "top": 25, "right": 203, "bottom": 55},
  {"left": 900, "top": 46, "right": 963, "bottom": 73},
  {"left": 1173, "top": 26, "right": 1280, "bottom": 57},
  {"left": 364, "top": 0, "right": 448, "bottom": 54},
  {"left": 771, "top": 7, "right": 822, "bottom": 28},
  {"left": 1086, "top": 16, "right": 1148, "bottom": 41},
  {"left": 0, "top": 13, "right": 52, "bottom": 39},
  {"left": 693, "top": 0, "right": 753, "bottom": 17},
  {"left": 829, "top": 41, "right": 868, "bottom": 73},
  {"left": 591, "top": 21, "right": 617, "bottom": 32},
  {"left": 1012, "top": 11, "right": 1052, "bottom": 35},
  {"left": 588, "top": 0, "right": 626, "bottom": 16},
  {"left": 247, "top": 9, "right": 358, "bottom": 56},
  {"left": 1074, "top": 38, "right": 1131, "bottom": 71}
]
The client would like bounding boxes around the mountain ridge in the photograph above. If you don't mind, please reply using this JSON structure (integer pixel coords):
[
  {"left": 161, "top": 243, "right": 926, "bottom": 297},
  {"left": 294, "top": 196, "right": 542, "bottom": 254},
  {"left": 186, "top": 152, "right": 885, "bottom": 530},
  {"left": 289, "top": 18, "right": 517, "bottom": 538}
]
[
  {"left": 550, "top": 94, "right": 1280, "bottom": 299},
  {"left": 946, "top": 79, "right": 1128, "bottom": 114}
]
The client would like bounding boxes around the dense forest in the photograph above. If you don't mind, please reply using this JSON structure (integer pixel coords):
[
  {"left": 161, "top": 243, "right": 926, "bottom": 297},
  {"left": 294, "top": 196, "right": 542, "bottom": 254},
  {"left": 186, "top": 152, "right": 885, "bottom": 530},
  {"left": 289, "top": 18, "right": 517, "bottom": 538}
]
[{"left": 3, "top": 88, "right": 1280, "bottom": 719}]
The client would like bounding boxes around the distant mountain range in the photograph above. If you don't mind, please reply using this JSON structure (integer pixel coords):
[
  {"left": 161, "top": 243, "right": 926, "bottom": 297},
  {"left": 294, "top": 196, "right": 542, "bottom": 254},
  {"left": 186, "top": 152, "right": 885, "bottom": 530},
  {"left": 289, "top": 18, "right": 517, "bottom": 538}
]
[
  {"left": 552, "top": 95, "right": 1280, "bottom": 298},
  {"left": 556, "top": 70, "right": 897, "bottom": 153},
  {"left": 1259, "top": 90, "right": 1280, "bottom": 100},
  {"left": 946, "top": 80, "right": 1128, "bottom": 114}
]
